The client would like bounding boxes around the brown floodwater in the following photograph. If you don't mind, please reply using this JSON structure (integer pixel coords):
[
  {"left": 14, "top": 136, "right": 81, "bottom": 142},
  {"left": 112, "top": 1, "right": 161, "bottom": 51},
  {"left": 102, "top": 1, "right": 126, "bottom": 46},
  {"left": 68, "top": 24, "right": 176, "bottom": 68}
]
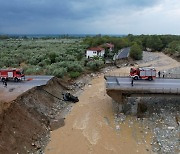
[{"left": 45, "top": 74, "right": 152, "bottom": 154}]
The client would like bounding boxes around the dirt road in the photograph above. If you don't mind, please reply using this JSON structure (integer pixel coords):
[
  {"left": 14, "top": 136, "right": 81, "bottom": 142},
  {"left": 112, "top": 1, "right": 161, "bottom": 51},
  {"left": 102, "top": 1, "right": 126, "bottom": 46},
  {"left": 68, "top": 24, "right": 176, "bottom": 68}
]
[{"left": 45, "top": 52, "right": 180, "bottom": 154}]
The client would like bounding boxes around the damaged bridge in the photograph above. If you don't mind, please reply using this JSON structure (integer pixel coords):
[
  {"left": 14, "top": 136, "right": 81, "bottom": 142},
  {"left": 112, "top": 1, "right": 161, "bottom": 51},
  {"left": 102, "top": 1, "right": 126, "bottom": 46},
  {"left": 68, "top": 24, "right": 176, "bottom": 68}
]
[{"left": 105, "top": 76, "right": 180, "bottom": 104}]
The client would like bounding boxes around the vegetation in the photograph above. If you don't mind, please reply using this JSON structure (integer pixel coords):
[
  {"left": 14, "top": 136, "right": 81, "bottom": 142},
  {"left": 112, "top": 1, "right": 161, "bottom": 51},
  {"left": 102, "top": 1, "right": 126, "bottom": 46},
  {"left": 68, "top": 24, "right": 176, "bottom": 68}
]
[
  {"left": 130, "top": 43, "right": 143, "bottom": 60},
  {"left": 165, "top": 41, "right": 180, "bottom": 55},
  {"left": 83, "top": 34, "right": 180, "bottom": 60},
  {"left": 0, "top": 38, "right": 87, "bottom": 78},
  {"left": 83, "top": 35, "right": 130, "bottom": 50},
  {"left": 0, "top": 34, "right": 180, "bottom": 78},
  {"left": 87, "top": 60, "right": 104, "bottom": 71}
]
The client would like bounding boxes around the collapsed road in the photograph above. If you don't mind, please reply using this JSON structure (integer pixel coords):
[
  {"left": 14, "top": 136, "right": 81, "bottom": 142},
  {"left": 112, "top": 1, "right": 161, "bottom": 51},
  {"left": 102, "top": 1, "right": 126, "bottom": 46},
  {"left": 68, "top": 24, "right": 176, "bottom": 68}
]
[
  {"left": 2, "top": 75, "right": 54, "bottom": 86},
  {"left": 0, "top": 76, "right": 77, "bottom": 154}
]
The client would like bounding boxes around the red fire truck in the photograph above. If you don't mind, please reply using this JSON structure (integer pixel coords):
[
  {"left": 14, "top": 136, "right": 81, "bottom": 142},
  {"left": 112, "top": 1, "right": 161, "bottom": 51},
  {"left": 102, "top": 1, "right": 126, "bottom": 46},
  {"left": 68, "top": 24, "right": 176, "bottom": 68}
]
[
  {"left": 0, "top": 68, "right": 25, "bottom": 82},
  {"left": 130, "top": 67, "right": 156, "bottom": 80}
]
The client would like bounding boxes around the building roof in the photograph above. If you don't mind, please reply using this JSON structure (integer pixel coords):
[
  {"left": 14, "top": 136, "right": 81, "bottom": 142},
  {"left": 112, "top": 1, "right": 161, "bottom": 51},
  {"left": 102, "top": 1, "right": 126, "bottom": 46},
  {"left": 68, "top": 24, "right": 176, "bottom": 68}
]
[
  {"left": 104, "top": 43, "right": 114, "bottom": 48},
  {"left": 87, "top": 47, "right": 105, "bottom": 52},
  {"left": 117, "top": 47, "right": 131, "bottom": 59}
]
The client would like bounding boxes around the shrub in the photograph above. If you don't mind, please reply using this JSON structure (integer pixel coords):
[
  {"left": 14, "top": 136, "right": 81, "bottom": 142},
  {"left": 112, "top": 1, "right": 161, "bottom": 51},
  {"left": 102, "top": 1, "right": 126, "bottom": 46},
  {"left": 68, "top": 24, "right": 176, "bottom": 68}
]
[
  {"left": 46, "top": 64, "right": 67, "bottom": 78},
  {"left": 69, "top": 71, "right": 81, "bottom": 78},
  {"left": 52, "top": 68, "right": 67, "bottom": 78},
  {"left": 66, "top": 55, "right": 76, "bottom": 61},
  {"left": 38, "top": 58, "right": 51, "bottom": 67},
  {"left": 24, "top": 65, "right": 42, "bottom": 75},
  {"left": 56, "top": 61, "right": 84, "bottom": 72},
  {"left": 67, "top": 62, "right": 84, "bottom": 72},
  {"left": 87, "top": 60, "right": 104, "bottom": 71}
]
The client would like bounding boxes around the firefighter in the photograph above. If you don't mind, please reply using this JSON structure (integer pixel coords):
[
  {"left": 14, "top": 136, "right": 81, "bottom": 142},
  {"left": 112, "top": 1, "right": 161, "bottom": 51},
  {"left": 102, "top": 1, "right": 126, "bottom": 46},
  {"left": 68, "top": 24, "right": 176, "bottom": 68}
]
[
  {"left": 158, "top": 71, "right": 161, "bottom": 78},
  {"left": 162, "top": 71, "right": 165, "bottom": 78},
  {"left": 4, "top": 80, "right": 7, "bottom": 88},
  {"left": 131, "top": 78, "right": 134, "bottom": 86}
]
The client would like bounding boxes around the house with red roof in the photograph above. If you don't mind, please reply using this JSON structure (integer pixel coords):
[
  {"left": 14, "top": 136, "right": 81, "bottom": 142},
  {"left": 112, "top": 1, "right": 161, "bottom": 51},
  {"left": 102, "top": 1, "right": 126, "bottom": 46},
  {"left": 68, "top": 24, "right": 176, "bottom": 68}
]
[
  {"left": 103, "top": 43, "right": 114, "bottom": 51},
  {"left": 86, "top": 46, "right": 105, "bottom": 58}
]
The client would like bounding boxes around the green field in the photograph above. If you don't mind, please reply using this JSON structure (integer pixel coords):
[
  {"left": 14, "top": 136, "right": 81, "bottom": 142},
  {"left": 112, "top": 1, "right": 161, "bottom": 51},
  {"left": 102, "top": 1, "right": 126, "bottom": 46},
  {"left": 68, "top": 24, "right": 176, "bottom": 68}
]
[{"left": 0, "top": 39, "right": 91, "bottom": 78}]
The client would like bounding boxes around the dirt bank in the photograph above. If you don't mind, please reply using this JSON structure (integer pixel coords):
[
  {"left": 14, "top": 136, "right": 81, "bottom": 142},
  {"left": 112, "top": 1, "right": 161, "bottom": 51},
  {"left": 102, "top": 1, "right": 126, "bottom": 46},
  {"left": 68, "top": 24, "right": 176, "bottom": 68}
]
[{"left": 0, "top": 77, "right": 71, "bottom": 153}]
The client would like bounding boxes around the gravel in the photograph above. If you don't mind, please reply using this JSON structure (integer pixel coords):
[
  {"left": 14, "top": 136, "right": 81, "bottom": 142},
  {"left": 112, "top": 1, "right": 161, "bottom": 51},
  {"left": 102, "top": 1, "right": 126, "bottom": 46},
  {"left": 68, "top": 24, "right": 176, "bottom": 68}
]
[
  {"left": 113, "top": 65, "right": 180, "bottom": 154},
  {"left": 138, "top": 51, "right": 162, "bottom": 64},
  {"left": 114, "top": 97, "right": 180, "bottom": 154},
  {"left": 144, "top": 97, "right": 180, "bottom": 154}
]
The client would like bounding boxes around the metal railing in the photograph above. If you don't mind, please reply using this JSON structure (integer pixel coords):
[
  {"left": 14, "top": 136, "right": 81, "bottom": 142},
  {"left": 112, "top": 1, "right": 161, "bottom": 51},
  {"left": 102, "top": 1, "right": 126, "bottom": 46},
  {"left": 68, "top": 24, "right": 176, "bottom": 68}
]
[
  {"left": 106, "top": 83, "right": 180, "bottom": 94},
  {"left": 104, "top": 72, "right": 180, "bottom": 79},
  {"left": 104, "top": 72, "right": 129, "bottom": 77},
  {"left": 158, "top": 73, "right": 180, "bottom": 79}
]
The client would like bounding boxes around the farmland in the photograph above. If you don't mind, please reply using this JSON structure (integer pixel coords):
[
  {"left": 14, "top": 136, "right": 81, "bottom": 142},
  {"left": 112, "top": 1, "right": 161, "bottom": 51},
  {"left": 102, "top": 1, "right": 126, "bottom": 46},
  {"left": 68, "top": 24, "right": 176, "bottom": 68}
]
[{"left": 0, "top": 39, "right": 89, "bottom": 78}]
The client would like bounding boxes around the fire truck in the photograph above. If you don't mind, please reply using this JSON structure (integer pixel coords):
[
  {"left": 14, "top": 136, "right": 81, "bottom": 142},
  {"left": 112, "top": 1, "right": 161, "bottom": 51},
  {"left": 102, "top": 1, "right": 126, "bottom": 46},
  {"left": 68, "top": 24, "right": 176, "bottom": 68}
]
[
  {"left": 0, "top": 68, "right": 25, "bottom": 82},
  {"left": 130, "top": 67, "right": 156, "bottom": 80}
]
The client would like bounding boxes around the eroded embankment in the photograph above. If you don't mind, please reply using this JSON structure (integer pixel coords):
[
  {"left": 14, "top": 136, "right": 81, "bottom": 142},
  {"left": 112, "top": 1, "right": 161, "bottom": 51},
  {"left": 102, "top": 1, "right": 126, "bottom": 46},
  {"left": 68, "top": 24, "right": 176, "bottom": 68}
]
[{"left": 0, "top": 77, "right": 70, "bottom": 154}]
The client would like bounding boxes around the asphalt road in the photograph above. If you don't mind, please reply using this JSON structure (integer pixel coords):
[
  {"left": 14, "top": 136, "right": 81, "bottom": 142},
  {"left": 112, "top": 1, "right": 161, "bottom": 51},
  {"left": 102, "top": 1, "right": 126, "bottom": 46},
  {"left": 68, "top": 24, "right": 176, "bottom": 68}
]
[
  {"left": 106, "top": 77, "right": 180, "bottom": 90},
  {"left": 1, "top": 75, "right": 54, "bottom": 86}
]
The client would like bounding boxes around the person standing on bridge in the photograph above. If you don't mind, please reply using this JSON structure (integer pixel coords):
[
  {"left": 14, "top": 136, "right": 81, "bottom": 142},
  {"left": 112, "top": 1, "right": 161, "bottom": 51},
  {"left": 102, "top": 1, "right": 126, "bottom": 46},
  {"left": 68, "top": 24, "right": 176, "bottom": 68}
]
[
  {"left": 162, "top": 71, "right": 165, "bottom": 78},
  {"left": 158, "top": 71, "right": 161, "bottom": 78},
  {"left": 131, "top": 78, "right": 134, "bottom": 86}
]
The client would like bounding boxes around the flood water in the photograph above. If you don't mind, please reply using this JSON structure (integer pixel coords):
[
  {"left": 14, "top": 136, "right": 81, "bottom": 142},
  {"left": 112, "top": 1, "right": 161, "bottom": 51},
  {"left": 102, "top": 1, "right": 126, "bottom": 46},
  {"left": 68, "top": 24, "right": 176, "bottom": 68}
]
[{"left": 45, "top": 75, "right": 152, "bottom": 154}]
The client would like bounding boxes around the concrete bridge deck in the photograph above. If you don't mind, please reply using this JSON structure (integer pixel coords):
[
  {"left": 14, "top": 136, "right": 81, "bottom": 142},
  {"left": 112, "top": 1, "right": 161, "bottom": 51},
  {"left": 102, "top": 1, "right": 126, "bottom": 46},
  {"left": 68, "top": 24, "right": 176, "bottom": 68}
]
[{"left": 105, "top": 76, "right": 180, "bottom": 104}]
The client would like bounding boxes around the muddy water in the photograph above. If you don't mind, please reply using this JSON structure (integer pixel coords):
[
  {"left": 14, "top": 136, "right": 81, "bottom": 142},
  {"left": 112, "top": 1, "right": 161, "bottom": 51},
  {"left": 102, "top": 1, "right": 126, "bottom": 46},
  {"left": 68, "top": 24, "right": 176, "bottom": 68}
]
[{"left": 45, "top": 75, "right": 152, "bottom": 154}]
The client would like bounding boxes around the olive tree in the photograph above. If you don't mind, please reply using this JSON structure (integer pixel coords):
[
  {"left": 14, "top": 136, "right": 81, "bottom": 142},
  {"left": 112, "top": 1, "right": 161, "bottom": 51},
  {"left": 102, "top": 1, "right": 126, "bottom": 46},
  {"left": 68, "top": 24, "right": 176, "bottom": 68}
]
[{"left": 130, "top": 43, "right": 143, "bottom": 60}]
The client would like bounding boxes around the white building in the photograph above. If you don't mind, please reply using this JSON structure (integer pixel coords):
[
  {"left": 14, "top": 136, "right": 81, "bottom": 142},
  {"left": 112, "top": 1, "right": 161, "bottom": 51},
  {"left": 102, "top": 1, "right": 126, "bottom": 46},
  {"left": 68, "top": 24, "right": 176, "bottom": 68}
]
[{"left": 86, "top": 47, "right": 105, "bottom": 58}]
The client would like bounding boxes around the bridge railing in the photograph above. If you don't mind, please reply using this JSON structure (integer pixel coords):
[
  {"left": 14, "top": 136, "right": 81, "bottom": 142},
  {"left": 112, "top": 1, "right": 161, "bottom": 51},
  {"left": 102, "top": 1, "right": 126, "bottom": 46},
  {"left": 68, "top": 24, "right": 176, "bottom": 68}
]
[
  {"left": 104, "top": 72, "right": 129, "bottom": 77},
  {"left": 104, "top": 72, "right": 180, "bottom": 79},
  {"left": 160, "top": 73, "right": 180, "bottom": 79},
  {"left": 106, "top": 83, "right": 180, "bottom": 94}
]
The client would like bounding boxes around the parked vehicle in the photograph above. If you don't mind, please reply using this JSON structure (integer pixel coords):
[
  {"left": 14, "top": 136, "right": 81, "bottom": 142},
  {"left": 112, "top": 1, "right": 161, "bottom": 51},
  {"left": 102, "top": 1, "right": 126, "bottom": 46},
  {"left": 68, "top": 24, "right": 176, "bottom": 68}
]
[
  {"left": 0, "top": 68, "right": 25, "bottom": 82},
  {"left": 130, "top": 67, "right": 156, "bottom": 80}
]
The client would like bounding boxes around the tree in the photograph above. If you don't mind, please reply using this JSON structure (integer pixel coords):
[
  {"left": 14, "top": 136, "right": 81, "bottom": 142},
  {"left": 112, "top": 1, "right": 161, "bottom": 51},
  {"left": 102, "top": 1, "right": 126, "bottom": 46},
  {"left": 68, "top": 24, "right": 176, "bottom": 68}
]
[
  {"left": 130, "top": 43, "right": 143, "bottom": 60},
  {"left": 48, "top": 52, "right": 57, "bottom": 64},
  {"left": 127, "top": 34, "right": 135, "bottom": 42},
  {"left": 146, "top": 35, "right": 163, "bottom": 51},
  {"left": 167, "top": 41, "right": 180, "bottom": 54}
]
